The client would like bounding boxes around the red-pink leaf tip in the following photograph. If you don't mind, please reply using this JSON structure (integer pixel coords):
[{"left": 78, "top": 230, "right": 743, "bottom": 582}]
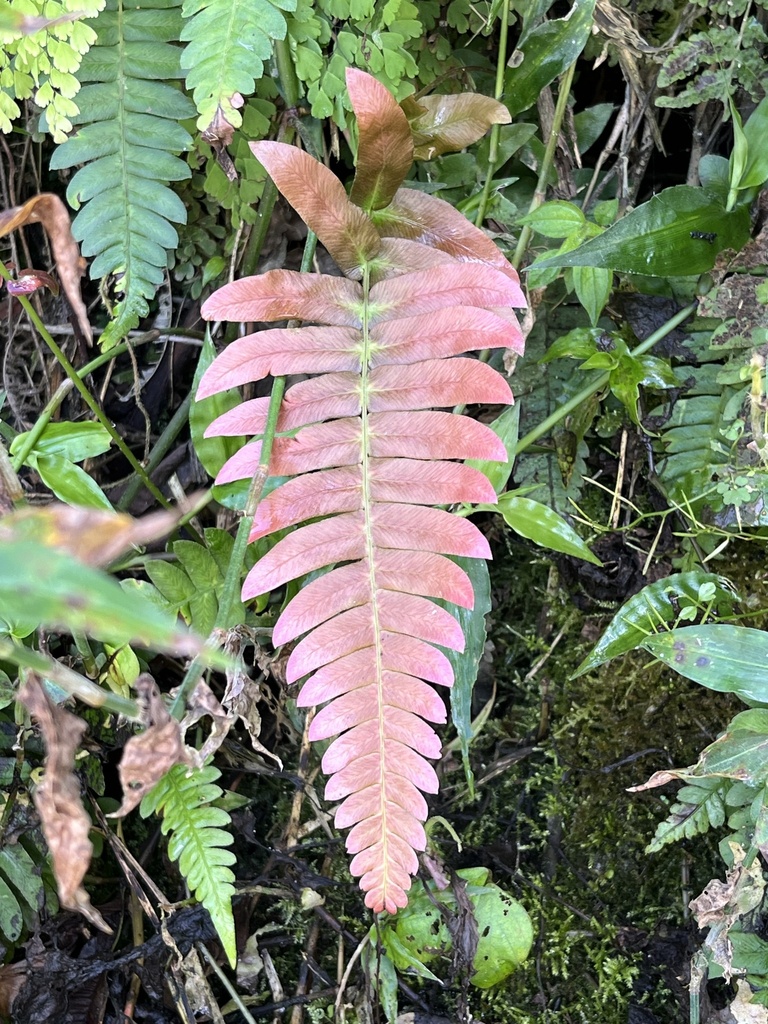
[{"left": 197, "top": 71, "right": 527, "bottom": 915}]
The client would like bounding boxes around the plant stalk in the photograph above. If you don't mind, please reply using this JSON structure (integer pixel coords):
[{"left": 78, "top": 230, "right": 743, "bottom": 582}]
[
  {"left": 514, "top": 301, "right": 698, "bottom": 456},
  {"left": 513, "top": 59, "right": 577, "bottom": 270},
  {"left": 474, "top": 0, "right": 512, "bottom": 227},
  {"left": 1, "top": 640, "right": 139, "bottom": 718}
]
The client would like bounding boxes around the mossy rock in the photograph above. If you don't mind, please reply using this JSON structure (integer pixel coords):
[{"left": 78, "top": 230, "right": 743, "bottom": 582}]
[{"left": 387, "top": 867, "right": 533, "bottom": 988}]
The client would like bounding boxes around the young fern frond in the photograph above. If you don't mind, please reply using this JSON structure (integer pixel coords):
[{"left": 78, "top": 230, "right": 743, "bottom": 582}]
[
  {"left": 141, "top": 763, "right": 236, "bottom": 966},
  {"left": 198, "top": 70, "right": 526, "bottom": 913},
  {"left": 647, "top": 777, "right": 728, "bottom": 852},
  {"left": 50, "top": 0, "right": 194, "bottom": 349},
  {"left": 180, "top": 0, "right": 295, "bottom": 136}
]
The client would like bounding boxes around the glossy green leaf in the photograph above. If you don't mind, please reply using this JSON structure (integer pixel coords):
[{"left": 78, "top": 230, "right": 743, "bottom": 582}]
[
  {"left": 496, "top": 493, "right": 601, "bottom": 564},
  {"left": 573, "top": 265, "right": 612, "bottom": 325},
  {"left": 28, "top": 454, "right": 113, "bottom": 510},
  {"left": 10, "top": 421, "right": 112, "bottom": 463},
  {"left": 466, "top": 403, "right": 520, "bottom": 495},
  {"left": 740, "top": 95, "right": 768, "bottom": 189},
  {"left": 695, "top": 726, "right": 768, "bottom": 787},
  {"left": 0, "top": 875, "right": 21, "bottom": 942},
  {"left": 643, "top": 624, "right": 768, "bottom": 704},
  {"left": 532, "top": 186, "right": 751, "bottom": 277},
  {"left": 729, "top": 98, "right": 749, "bottom": 192},
  {"left": 574, "top": 571, "right": 735, "bottom": 677},
  {"left": 439, "top": 556, "right": 491, "bottom": 796},
  {"left": 505, "top": 0, "right": 596, "bottom": 118},
  {"left": 189, "top": 333, "right": 245, "bottom": 479},
  {"left": 518, "top": 200, "right": 585, "bottom": 238},
  {"left": 540, "top": 327, "right": 600, "bottom": 363},
  {"left": 0, "top": 845, "right": 42, "bottom": 912},
  {"left": 574, "top": 103, "right": 614, "bottom": 153}
]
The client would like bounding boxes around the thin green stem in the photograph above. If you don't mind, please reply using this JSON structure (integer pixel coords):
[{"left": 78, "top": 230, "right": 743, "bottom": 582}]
[
  {"left": 10, "top": 380, "right": 73, "bottom": 472},
  {"left": 274, "top": 37, "right": 301, "bottom": 109},
  {"left": 513, "top": 60, "right": 577, "bottom": 270},
  {"left": 0, "top": 640, "right": 139, "bottom": 719},
  {"left": 117, "top": 391, "right": 193, "bottom": 512},
  {"left": 515, "top": 301, "right": 698, "bottom": 456},
  {"left": 0, "top": 261, "right": 171, "bottom": 508},
  {"left": 474, "top": 0, "right": 511, "bottom": 227}
]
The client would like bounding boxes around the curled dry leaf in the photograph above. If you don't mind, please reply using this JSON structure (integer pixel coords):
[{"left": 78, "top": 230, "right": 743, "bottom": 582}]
[
  {"left": 6, "top": 270, "right": 60, "bottom": 297},
  {"left": 690, "top": 842, "right": 765, "bottom": 982},
  {"left": 222, "top": 630, "right": 283, "bottom": 768},
  {"left": 0, "top": 194, "right": 92, "bottom": 345},
  {"left": 18, "top": 674, "right": 111, "bottom": 933},
  {"left": 179, "top": 678, "right": 233, "bottom": 763},
  {"left": 113, "top": 675, "right": 192, "bottom": 817},
  {"left": 0, "top": 502, "right": 185, "bottom": 566}
]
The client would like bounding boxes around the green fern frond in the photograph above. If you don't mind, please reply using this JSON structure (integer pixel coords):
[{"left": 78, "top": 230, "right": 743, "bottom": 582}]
[
  {"left": 180, "top": 0, "right": 296, "bottom": 134},
  {"left": 50, "top": 0, "right": 195, "bottom": 349},
  {"left": 141, "top": 763, "right": 237, "bottom": 966},
  {"left": 646, "top": 777, "right": 727, "bottom": 852}
]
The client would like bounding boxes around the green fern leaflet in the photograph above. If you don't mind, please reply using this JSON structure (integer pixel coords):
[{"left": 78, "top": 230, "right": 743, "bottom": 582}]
[
  {"left": 141, "top": 763, "right": 237, "bottom": 966},
  {"left": 50, "top": 0, "right": 195, "bottom": 349},
  {"left": 647, "top": 777, "right": 727, "bottom": 852},
  {"left": 181, "top": 0, "right": 297, "bottom": 133}
]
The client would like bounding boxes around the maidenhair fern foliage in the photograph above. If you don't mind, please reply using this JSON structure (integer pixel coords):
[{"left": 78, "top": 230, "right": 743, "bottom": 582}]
[
  {"left": 198, "top": 70, "right": 525, "bottom": 912},
  {"left": 50, "top": 0, "right": 194, "bottom": 349},
  {"left": 140, "top": 762, "right": 237, "bottom": 966}
]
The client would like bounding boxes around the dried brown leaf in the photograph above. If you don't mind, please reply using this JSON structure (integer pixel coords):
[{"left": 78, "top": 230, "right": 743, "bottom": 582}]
[
  {"left": 180, "top": 679, "right": 233, "bottom": 763},
  {"left": 0, "top": 194, "right": 92, "bottom": 344},
  {"left": 113, "top": 675, "right": 192, "bottom": 817},
  {"left": 18, "top": 674, "right": 111, "bottom": 933},
  {"left": 221, "top": 640, "right": 282, "bottom": 769}
]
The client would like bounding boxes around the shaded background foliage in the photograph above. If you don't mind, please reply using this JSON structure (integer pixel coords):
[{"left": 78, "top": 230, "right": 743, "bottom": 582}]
[{"left": 2, "top": 0, "right": 768, "bottom": 1022}]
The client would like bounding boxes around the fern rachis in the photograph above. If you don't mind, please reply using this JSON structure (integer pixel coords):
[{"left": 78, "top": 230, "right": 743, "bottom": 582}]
[{"left": 198, "top": 70, "right": 526, "bottom": 912}]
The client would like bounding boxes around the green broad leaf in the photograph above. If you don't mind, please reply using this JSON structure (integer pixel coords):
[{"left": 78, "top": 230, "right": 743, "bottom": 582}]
[
  {"left": 643, "top": 624, "right": 768, "bottom": 704},
  {"left": 0, "top": 873, "right": 22, "bottom": 942},
  {"left": 695, "top": 728, "right": 768, "bottom": 787},
  {"left": 363, "top": 946, "right": 400, "bottom": 1023},
  {"left": 740, "top": 95, "right": 768, "bottom": 189},
  {"left": 440, "top": 557, "right": 491, "bottom": 797},
  {"left": 145, "top": 561, "right": 194, "bottom": 612},
  {"left": 0, "top": 845, "right": 42, "bottom": 913},
  {"left": 573, "top": 265, "right": 612, "bottom": 325},
  {"left": 505, "top": 0, "right": 596, "bottom": 118},
  {"left": 10, "top": 421, "right": 112, "bottom": 463},
  {"left": 466, "top": 404, "right": 520, "bottom": 495},
  {"left": 532, "top": 186, "right": 751, "bottom": 277},
  {"left": 699, "top": 155, "right": 731, "bottom": 204},
  {"left": 0, "top": 540, "right": 210, "bottom": 658},
  {"left": 729, "top": 98, "right": 749, "bottom": 192},
  {"left": 189, "top": 334, "right": 245, "bottom": 480},
  {"left": 574, "top": 103, "right": 615, "bottom": 153},
  {"left": 540, "top": 327, "right": 600, "bottom": 363},
  {"left": 574, "top": 572, "right": 735, "bottom": 677},
  {"left": 518, "top": 200, "right": 586, "bottom": 238},
  {"left": 27, "top": 454, "right": 113, "bottom": 510},
  {"left": 495, "top": 493, "right": 601, "bottom": 564}
]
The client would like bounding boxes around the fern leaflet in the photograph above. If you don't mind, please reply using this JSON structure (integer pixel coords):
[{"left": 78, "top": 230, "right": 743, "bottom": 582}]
[
  {"left": 647, "top": 777, "right": 728, "bottom": 852},
  {"left": 50, "top": 0, "right": 194, "bottom": 349},
  {"left": 180, "top": 0, "right": 296, "bottom": 135},
  {"left": 141, "top": 763, "right": 236, "bottom": 966}
]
